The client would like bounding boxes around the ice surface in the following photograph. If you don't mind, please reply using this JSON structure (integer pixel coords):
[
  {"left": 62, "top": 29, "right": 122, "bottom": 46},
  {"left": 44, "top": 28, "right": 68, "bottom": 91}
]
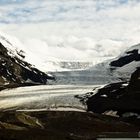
[{"left": 0, "top": 85, "right": 98, "bottom": 111}]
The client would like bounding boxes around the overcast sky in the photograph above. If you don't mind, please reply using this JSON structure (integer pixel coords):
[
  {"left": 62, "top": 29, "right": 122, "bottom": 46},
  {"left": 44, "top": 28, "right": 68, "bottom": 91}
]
[
  {"left": 0, "top": 0, "right": 138, "bottom": 23},
  {"left": 0, "top": 0, "right": 140, "bottom": 62}
]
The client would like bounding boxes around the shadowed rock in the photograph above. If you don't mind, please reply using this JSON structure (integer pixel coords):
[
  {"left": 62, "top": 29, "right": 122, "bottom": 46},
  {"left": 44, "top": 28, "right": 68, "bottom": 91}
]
[
  {"left": 110, "top": 49, "right": 140, "bottom": 67},
  {"left": 86, "top": 68, "right": 140, "bottom": 117}
]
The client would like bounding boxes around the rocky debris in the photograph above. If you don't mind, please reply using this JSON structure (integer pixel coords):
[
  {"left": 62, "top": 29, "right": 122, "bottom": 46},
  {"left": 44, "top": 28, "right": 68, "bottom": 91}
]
[
  {"left": 0, "top": 42, "right": 55, "bottom": 89},
  {"left": 0, "top": 111, "right": 139, "bottom": 140},
  {"left": 86, "top": 68, "right": 140, "bottom": 117}
]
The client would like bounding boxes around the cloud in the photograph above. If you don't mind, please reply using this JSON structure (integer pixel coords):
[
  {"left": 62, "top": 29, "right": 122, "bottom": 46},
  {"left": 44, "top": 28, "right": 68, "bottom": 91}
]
[
  {"left": 0, "top": 0, "right": 140, "bottom": 63},
  {"left": 0, "top": 0, "right": 139, "bottom": 23}
]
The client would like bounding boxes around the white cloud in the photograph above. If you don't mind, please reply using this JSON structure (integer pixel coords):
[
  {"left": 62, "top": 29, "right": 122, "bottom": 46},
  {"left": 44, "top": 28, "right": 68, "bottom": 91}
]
[
  {"left": 0, "top": 0, "right": 140, "bottom": 64},
  {"left": 0, "top": 0, "right": 139, "bottom": 23}
]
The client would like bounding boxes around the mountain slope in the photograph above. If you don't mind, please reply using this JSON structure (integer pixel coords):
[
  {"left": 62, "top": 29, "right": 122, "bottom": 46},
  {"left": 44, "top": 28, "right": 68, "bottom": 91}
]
[
  {"left": 88, "top": 43, "right": 140, "bottom": 82},
  {"left": 0, "top": 41, "right": 54, "bottom": 90}
]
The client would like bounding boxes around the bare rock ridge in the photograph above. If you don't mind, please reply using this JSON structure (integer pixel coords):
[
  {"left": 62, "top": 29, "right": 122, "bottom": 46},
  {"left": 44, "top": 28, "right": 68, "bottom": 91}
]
[{"left": 0, "top": 42, "right": 54, "bottom": 90}]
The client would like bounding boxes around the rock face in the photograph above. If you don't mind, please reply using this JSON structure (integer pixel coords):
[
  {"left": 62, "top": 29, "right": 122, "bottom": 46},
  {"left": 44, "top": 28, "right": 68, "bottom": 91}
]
[
  {"left": 0, "top": 42, "right": 54, "bottom": 89},
  {"left": 129, "top": 67, "right": 140, "bottom": 90},
  {"left": 86, "top": 68, "right": 140, "bottom": 117}
]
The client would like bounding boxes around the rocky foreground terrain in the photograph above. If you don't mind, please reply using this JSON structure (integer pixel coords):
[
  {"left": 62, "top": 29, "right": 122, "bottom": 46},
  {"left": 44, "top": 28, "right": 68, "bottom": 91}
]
[{"left": 0, "top": 111, "right": 140, "bottom": 140}]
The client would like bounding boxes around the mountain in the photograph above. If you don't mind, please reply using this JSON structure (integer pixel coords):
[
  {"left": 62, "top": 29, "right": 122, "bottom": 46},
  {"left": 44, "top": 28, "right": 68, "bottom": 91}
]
[
  {"left": 88, "top": 43, "right": 140, "bottom": 83},
  {"left": 73, "top": 44, "right": 140, "bottom": 117},
  {"left": 0, "top": 37, "right": 54, "bottom": 90},
  {"left": 49, "top": 43, "right": 140, "bottom": 85}
]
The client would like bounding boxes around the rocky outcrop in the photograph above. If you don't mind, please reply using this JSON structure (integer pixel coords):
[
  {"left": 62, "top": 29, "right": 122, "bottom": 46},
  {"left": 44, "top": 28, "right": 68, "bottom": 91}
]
[
  {"left": 86, "top": 68, "right": 140, "bottom": 117},
  {"left": 0, "top": 42, "right": 54, "bottom": 89},
  {"left": 108, "top": 43, "right": 140, "bottom": 78}
]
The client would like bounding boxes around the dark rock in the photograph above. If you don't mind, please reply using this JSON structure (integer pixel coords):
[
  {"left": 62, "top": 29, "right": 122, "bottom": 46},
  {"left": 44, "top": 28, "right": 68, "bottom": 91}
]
[
  {"left": 86, "top": 68, "right": 140, "bottom": 117},
  {"left": 110, "top": 49, "right": 140, "bottom": 67},
  {"left": 128, "top": 67, "right": 140, "bottom": 90}
]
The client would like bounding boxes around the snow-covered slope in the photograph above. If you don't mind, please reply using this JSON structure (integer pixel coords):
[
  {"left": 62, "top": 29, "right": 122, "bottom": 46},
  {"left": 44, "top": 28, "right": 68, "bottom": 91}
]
[
  {"left": 0, "top": 32, "right": 62, "bottom": 72},
  {"left": 0, "top": 31, "right": 125, "bottom": 72},
  {"left": 109, "top": 43, "right": 140, "bottom": 79},
  {"left": 0, "top": 34, "right": 94, "bottom": 72},
  {"left": 0, "top": 33, "right": 93, "bottom": 72},
  {"left": 87, "top": 43, "right": 140, "bottom": 83}
]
